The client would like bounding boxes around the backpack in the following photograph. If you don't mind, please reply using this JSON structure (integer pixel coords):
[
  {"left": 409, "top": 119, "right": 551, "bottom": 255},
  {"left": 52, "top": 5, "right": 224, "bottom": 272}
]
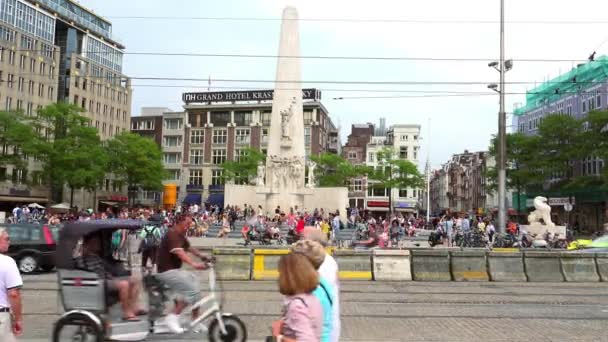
[
  {"left": 141, "top": 225, "right": 160, "bottom": 250},
  {"left": 339, "top": 220, "right": 345, "bottom": 231}
]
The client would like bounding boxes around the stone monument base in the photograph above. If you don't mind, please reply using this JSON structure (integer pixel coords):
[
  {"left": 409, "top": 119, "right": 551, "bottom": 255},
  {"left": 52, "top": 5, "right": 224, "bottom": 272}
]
[
  {"left": 520, "top": 223, "right": 566, "bottom": 238},
  {"left": 224, "top": 184, "right": 348, "bottom": 219}
]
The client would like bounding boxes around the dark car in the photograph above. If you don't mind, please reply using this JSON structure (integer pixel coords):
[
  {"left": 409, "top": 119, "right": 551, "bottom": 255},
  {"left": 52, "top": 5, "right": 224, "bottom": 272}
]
[{"left": 3, "top": 223, "right": 60, "bottom": 274}]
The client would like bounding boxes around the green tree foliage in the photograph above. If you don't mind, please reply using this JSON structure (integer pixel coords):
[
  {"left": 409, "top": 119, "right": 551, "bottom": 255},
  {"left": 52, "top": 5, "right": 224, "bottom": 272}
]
[
  {"left": 367, "top": 147, "right": 425, "bottom": 212},
  {"left": 583, "top": 110, "right": 608, "bottom": 183},
  {"left": 107, "top": 132, "right": 165, "bottom": 203},
  {"left": 37, "top": 103, "right": 108, "bottom": 203},
  {"left": 309, "top": 152, "right": 368, "bottom": 187},
  {"left": 0, "top": 110, "right": 43, "bottom": 171},
  {"left": 488, "top": 132, "right": 544, "bottom": 192},
  {"left": 221, "top": 147, "right": 266, "bottom": 184}
]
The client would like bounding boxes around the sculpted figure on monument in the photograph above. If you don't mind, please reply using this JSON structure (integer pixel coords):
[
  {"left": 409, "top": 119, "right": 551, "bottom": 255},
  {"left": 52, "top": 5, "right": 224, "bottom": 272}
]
[
  {"left": 280, "top": 97, "right": 296, "bottom": 141},
  {"left": 527, "top": 196, "right": 555, "bottom": 227},
  {"left": 307, "top": 160, "right": 316, "bottom": 188},
  {"left": 256, "top": 161, "right": 265, "bottom": 186}
]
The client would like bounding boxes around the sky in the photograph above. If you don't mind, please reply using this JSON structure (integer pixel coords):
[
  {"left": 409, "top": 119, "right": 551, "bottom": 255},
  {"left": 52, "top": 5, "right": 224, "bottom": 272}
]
[{"left": 79, "top": 0, "right": 608, "bottom": 170}]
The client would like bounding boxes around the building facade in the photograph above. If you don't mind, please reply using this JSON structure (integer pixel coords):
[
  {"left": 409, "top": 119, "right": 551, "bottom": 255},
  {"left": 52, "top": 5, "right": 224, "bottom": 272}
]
[
  {"left": 343, "top": 123, "right": 374, "bottom": 209},
  {"left": 347, "top": 124, "right": 421, "bottom": 215},
  {"left": 513, "top": 56, "right": 607, "bottom": 229},
  {"left": 0, "top": 0, "right": 131, "bottom": 212},
  {"left": 158, "top": 88, "right": 338, "bottom": 207},
  {"left": 430, "top": 150, "right": 510, "bottom": 217}
]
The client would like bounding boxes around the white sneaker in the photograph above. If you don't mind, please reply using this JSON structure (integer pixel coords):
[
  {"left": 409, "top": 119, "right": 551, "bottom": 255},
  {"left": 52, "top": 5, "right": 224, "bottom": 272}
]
[{"left": 164, "top": 313, "right": 184, "bottom": 334}]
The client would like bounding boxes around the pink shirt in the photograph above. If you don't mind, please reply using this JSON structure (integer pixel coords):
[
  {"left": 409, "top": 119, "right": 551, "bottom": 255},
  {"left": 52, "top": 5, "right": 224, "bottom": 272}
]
[{"left": 282, "top": 293, "right": 323, "bottom": 342}]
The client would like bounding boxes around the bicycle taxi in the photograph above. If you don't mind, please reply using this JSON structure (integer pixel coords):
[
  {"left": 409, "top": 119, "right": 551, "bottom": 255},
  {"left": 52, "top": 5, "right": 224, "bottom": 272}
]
[{"left": 52, "top": 219, "right": 246, "bottom": 342}]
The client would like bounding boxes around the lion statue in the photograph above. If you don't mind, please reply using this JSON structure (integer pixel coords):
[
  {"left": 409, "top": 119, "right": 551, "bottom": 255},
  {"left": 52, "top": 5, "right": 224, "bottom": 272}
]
[{"left": 527, "top": 196, "right": 554, "bottom": 227}]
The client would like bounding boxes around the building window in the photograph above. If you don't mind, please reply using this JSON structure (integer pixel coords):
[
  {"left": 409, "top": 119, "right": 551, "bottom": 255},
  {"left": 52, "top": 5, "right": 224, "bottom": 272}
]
[
  {"left": 48, "top": 87, "right": 54, "bottom": 100},
  {"left": 5, "top": 97, "right": 11, "bottom": 110},
  {"left": 210, "top": 111, "right": 230, "bottom": 126},
  {"left": 260, "top": 111, "right": 271, "bottom": 125},
  {"left": 163, "top": 136, "right": 182, "bottom": 147},
  {"left": 165, "top": 118, "right": 182, "bottom": 130},
  {"left": 351, "top": 179, "right": 363, "bottom": 192},
  {"left": 234, "top": 148, "right": 249, "bottom": 162},
  {"left": 38, "top": 84, "right": 44, "bottom": 97},
  {"left": 19, "top": 54, "right": 25, "bottom": 69},
  {"left": 28, "top": 80, "right": 34, "bottom": 94},
  {"left": 211, "top": 169, "right": 224, "bottom": 185},
  {"left": 105, "top": 179, "right": 110, "bottom": 191},
  {"left": 400, "top": 135, "right": 408, "bottom": 141},
  {"left": 166, "top": 169, "right": 181, "bottom": 181},
  {"left": 137, "top": 120, "right": 154, "bottom": 130},
  {"left": 234, "top": 111, "right": 252, "bottom": 126},
  {"left": 582, "top": 101, "right": 586, "bottom": 112},
  {"left": 262, "top": 128, "right": 269, "bottom": 144},
  {"left": 304, "top": 127, "right": 311, "bottom": 145},
  {"left": 368, "top": 152, "right": 374, "bottom": 162},
  {"left": 7, "top": 74, "right": 13, "bottom": 88},
  {"left": 16, "top": 99, "right": 22, "bottom": 110},
  {"left": 163, "top": 153, "right": 181, "bottom": 164},
  {"left": 29, "top": 58, "right": 35, "bottom": 72},
  {"left": 8, "top": 50, "right": 14, "bottom": 64},
  {"left": 190, "top": 129, "right": 204, "bottom": 144},
  {"left": 190, "top": 149, "right": 203, "bottom": 165},
  {"left": 212, "top": 149, "right": 227, "bottom": 165},
  {"left": 400, "top": 146, "right": 408, "bottom": 159},
  {"left": 26, "top": 102, "right": 33, "bottom": 116},
  {"left": 12, "top": 169, "right": 26, "bottom": 184},
  {"left": 188, "top": 169, "right": 203, "bottom": 186},
  {"left": 399, "top": 189, "right": 408, "bottom": 198},
  {"left": 17, "top": 77, "right": 23, "bottom": 92},
  {"left": 235, "top": 128, "right": 250, "bottom": 144},
  {"left": 347, "top": 152, "right": 357, "bottom": 159},
  {"left": 212, "top": 129, "right": 227, "bottom": 144},
  {"left": 303, "top": 111, "right": 313, "bottom": 125},
  {"left": 413, "top": 135, "right": 418, "bottom": 140},
  {"left": 597, "top": 95, "right": 601, "bottom": 108},
  {"left": 368, "top": 187, "right": 388, "bottom": 197}
]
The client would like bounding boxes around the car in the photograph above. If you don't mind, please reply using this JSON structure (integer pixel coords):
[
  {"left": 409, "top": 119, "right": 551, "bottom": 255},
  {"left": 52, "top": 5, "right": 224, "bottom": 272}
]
[{"left": 3, "top": 223, "right": 60, "bottom": 274}]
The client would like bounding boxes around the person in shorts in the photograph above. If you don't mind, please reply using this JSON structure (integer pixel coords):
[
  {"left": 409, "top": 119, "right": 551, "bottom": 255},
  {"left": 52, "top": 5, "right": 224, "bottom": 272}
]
[{"left": 155, "top": 214, "right": 213, "bottom": 333}]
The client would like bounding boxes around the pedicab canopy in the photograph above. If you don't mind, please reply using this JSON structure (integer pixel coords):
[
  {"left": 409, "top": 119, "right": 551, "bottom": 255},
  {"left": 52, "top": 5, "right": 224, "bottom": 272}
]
[{"left": 56, "top": 219, "right": 145, "bottom": 270}]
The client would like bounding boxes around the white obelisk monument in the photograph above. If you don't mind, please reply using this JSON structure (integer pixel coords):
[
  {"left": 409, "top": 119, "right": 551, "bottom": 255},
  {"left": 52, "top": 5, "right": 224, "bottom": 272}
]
[
  {"left": 264, "top": 6, "right": 307, "bottom": 210},
  {"left": 224, "top": 6, "right": 348, "bottom": 217}
]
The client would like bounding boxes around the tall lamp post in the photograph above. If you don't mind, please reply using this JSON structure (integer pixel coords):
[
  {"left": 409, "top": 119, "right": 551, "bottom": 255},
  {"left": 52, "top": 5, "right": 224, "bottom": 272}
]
[{"left": 486, "top": 0, "right": 511, "bottom": 233}]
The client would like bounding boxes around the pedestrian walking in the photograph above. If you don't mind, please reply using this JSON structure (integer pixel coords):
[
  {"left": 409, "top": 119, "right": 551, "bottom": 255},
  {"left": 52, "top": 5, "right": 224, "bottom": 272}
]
[
  {"left": 271, "top": 253, "right": 323, "bottom": 342},
  {"left": 0, "top": 228, "right": 23, "bottom": 342}
]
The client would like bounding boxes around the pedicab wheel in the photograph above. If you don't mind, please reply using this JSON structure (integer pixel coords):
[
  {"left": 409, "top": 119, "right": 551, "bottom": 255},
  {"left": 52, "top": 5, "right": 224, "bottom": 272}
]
[
  {"left": 53, "top": 313, "right": 103, "bottom": 342},
  {"left": 208, "top": 314, "right": 247, "bottom": 342}
]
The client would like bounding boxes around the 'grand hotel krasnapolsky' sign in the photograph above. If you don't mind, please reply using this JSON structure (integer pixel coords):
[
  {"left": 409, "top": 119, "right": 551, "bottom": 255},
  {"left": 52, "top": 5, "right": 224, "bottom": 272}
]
[{"left": 182, "top": 88, "right": 321, "bottom": 104}]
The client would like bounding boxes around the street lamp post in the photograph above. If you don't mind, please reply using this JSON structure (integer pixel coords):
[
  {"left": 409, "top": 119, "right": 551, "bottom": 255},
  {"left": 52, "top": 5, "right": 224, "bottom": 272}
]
[{"left": 488, "top": 0, "right": 509, "bottom": 233}]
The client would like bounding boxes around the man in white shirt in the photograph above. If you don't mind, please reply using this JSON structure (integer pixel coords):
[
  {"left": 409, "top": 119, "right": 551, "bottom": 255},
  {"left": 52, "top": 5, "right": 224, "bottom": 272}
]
[{"left": 0, "top": 228, "right": 23, "bottom": 342}]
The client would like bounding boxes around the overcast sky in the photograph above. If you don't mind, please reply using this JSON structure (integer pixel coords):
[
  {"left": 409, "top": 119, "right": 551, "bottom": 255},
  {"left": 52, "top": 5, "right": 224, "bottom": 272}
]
[{"left": 80, "top": 0, "right": 608, "bottom": 170}]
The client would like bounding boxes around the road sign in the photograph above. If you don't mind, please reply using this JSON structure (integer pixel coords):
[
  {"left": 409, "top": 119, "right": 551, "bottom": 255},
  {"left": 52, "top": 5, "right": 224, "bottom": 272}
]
[{"left": 564, "top": 203, "right": 573, "bottom": 212}]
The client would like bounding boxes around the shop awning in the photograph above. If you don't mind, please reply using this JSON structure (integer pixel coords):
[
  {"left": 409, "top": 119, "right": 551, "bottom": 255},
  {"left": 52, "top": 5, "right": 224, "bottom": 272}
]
[
  {"left": 0, "top": 196, "right": 49, "bottom": 203},
  {"left": 99, "top": 201, "right": 119, "bottom": 206},
  {"left": 182, "top": 193, "right": 202, "bottom": 205},
  {"left": 206, "top": 193, "right": 224, "bottom": 207}
]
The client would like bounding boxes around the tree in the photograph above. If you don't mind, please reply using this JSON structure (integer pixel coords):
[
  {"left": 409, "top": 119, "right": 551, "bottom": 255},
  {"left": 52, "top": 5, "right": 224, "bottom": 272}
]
[
  {"left": 0, "top": 110, "right": 43, "bottom": 172},
  {"left": 51, "top": 124, "right": 108, "bottom": 207},
  {"left": 107, "top": 132, "right": 165, "bottom": 205},
  {"left": 367, "top": 147, "right": 425, "bottom": 213},
  {"left": 488, "top": 132, "right": 544, "bottom": 192},
  {"left": 536, "top": 114, "right": 584, "bottom": 184},
  {"left": 37, "top": 103, "right": 108, "bottom": 204},
  {"left": 221, "top": 147, "right": 266, "bottom": 184},
  {"left": 309, "top": 152, "right": 368, "bottom": 187}
]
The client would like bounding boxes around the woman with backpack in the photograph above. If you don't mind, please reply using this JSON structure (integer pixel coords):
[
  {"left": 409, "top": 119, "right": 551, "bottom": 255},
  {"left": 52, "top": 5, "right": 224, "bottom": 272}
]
[{"left": 138, "top": 223, "right": 162, "bottom": 271}]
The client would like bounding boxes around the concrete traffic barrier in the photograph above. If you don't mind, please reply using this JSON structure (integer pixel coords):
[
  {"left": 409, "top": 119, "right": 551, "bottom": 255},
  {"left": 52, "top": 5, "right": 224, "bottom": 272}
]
[
  {"left": 333, "top": 250, "right": 373, "bottom": 280},
  {"left": 252, "top": 249, "right": 289, "bottom": 280},
  {"left": 523, "top": 251, "right": 564, "bottom": 282},
  {"left": 488, "top": 252, "right": 526, "bottom": 282},
  {"left": 595, "top": 253, "right": 608, "bottom": 282},
  {"left": 560, "top": 252, "right": 600, "bottom": 282},
  {"left": 411, "top": 249, "right": 452, "bottom": 281},
  {"left": 372, "top": 249, "right": 411, "bottom": 281},
  {"left": 212, "top": 248, "right": 251, "bottom": 280},
  {"left": 450, "top": 249, "right": 489, "bottom": 281}
]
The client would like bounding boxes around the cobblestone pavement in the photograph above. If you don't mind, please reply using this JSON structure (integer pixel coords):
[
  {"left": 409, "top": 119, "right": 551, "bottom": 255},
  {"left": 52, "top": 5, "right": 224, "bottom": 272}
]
[{"left": 21, "top": 273, "right": 608, "bottom": 341}]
